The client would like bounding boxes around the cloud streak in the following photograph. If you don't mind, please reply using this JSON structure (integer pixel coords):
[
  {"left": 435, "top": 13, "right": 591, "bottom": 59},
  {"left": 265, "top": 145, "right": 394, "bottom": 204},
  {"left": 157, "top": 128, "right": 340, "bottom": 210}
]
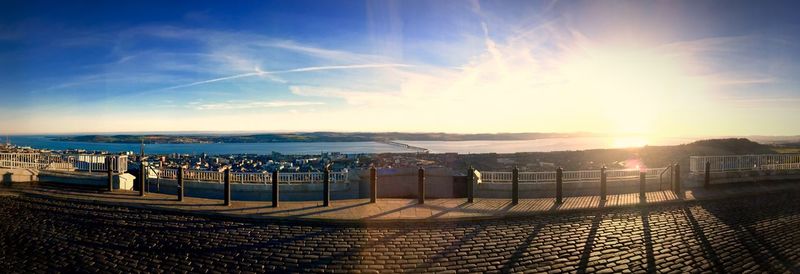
[
  {"left": 191, "top": 100, "right": 324, "bottom": 110},
  {"left": 161, "top": 63, "right": 412, "bottom": 91}
]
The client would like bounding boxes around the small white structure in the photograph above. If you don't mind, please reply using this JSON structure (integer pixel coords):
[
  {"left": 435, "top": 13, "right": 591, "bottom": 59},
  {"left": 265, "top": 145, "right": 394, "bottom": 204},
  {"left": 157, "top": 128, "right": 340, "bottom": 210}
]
[{"left": 115, "top": 173, "right": 136, "bottom": 190}]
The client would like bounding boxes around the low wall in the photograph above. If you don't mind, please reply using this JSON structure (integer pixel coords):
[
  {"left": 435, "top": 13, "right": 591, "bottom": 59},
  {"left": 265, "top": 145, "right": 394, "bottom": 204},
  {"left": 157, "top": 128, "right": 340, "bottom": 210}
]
[
  {"left": 375, "top": 167, "right": 455, "bottom": 198},
  {"left": 146, "top": 178, "right": 359, "bottom": 201},
  {"left": 38, "top": 170, "right": 107, "bottom": 187},
  {"left": 688, "top": 170, "right": 800, "bottom": 186},
  {"left": 476, "top": 178, "right": 672, "bottom": 198},
  {"left": 0, "top": 168, "right": 39, "bottom": 184},
  {"left": 7, "top": 166, "right": 800, "bottom": 201}
]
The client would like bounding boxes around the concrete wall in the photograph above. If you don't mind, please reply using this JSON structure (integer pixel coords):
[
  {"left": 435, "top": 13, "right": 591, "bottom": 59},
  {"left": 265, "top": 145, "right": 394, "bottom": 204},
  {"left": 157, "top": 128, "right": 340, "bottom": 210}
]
[
  {"left": 7, "top": 166, "right": 800, "bottom": 201},
  {"left": 38, "top": 170, "right": 107, "bottom": 187},
  {"left": 0, "top": 168, "right": 39, "bottom": 184},
  {"left": 1, "top": 168, "right": 136, "bottom": 190},
  {"left": 146, "top": 178, "right": 359, "bottom": 201},
  {"left": 375, "top": 167, "right": 455, "bottom": 198},
  {"left": 687, "top": 170, "right": 800, "bottom": 186},
  {"left": 476, "top": 178, "right": 672, "bottom": 198}
]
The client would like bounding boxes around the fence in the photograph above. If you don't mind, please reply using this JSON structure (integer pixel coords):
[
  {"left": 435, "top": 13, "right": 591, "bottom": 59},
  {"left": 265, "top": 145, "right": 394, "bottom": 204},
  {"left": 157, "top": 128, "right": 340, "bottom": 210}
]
[
  {"left": 0, "top": 153, "right": 42, "bottom": 169},
  {"left": 153, "top": 168, "right": 349, "bottom": 184},
  {"left": 689, "top": 154, "right": 800, "bottom": 173},
  {"left": 478, "top": 167, "right": 667, "bottom": 184},
  {"left": 0, "top": 152, "right": 128, "bottom": 173}
]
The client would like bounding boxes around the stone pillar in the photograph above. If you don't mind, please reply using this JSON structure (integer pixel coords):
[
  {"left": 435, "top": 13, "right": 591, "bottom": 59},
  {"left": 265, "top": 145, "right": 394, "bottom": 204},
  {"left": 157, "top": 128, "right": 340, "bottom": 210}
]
[
  {"left": 223, "top": 168, "right": 231, "bottom": 206},
  {"left": 511, "top": 166, "right": 519, "bottom": 205},
  {"left": 323, "top": 166, "right": 331, "bottom": 207},
  {"left": 556, "top": 167, "right": 563, "bottom": 204},
  {"left": 139, "top": 161, "right": 146, "bottom": 197},
  {"left": 704, "top": 161, "right": 711, "bottom": 188},
  {"left": 107, "top": 160, "right": 113, "bottom": 192},
  {"left": 369, "top": 166, "right": 377, "bottom": 203},
  {"left": 272, "top": 170, "right": 279, "bottom": 208},
  {"left": 600, "top": 166, "right": 607, "bottom": 201},
  {"left": 418, "top": 167, "right": 425, "bottom": 204},
  {"left": 177, "top": 167, "right": 184, "bottom": 202},
  {"left": 639, "top": 171, "right": 646, "bottom": 202},
  {"left": 467, "top": 166, "right": 474, "bottom": 203},
  {"left": 674, "top": 164, "right": 682, "bottom": 194}
]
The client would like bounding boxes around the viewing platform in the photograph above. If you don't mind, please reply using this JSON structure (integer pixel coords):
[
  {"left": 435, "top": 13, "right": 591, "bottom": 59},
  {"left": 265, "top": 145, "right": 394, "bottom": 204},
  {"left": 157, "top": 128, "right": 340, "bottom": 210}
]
[
  {"left": 3, "top": 152, "right": 800, "bottom": 222},
  {"left": 4, "top": 179, "right": 799, "bottom": 223}
]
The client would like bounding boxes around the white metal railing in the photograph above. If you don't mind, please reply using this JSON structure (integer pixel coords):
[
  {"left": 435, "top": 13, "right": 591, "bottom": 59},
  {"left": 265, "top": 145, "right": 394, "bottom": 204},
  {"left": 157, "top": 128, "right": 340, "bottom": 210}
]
[
  {"left": 689, "top": 154, "right": 800, "bottom": 173},
  {"left": 0, "top": 153, "right": 127, "bottom": 173},
  {"left": 232, "top": 172, "right": 272, "bottom": 184},
  {"left": 478, "top": 167, "right": 666, "bottom": 184},
  {"left": 184, "top": 169, "right": 224, "bottom": 182},
  {"left": 154, "top": 168, "right": 349, "bottom": 184},
  {"left": 518, "top": 171, "right": 556, "bottom": 183},
  {"left": 0, "top": 153, "right": 43, "bottom": 169},
  {"left": 563, "top": 170, "right": 602, "bottom": 182}
]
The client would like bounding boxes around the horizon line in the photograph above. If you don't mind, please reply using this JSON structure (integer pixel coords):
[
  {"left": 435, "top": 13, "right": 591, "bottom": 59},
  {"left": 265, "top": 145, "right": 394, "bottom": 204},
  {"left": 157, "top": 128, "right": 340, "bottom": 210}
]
[{"left": 3, "top": 131, "right": 800, "bottom": 139}]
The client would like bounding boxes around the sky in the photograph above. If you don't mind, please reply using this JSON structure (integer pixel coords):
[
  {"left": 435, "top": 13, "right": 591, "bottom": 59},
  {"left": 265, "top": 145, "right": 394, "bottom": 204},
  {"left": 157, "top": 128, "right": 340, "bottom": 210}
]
[{"left": 1, "top": 0, "right": 799, "bottom": 137}]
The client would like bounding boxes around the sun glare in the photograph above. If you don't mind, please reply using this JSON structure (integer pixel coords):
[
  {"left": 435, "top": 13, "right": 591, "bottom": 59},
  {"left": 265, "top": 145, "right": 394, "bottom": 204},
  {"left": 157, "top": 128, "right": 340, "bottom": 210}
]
[
  {"left": 611, "top": 137, "right": 649, "bottom": 148},
  {"left": 557, "top": 46, "right": 698, "bottom": 136}
]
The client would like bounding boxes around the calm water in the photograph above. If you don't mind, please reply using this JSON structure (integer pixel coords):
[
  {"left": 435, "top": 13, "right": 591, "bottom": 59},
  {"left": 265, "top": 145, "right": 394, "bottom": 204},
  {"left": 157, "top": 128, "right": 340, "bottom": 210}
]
[
  {"left": 398, "top": 136, "right": 697, "bottom": 154},
  {"left": 8, "top": 136, "right": 417, "bottom": 155},
  {"left": 7, "top": 136, "right": 697, "bottom": 155}
]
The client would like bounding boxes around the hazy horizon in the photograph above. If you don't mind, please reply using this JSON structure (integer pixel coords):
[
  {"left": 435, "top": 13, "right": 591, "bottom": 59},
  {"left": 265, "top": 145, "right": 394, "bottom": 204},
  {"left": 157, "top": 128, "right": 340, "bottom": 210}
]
[{"left": 3, "top": 131, "right": 800, "bottom": 145}]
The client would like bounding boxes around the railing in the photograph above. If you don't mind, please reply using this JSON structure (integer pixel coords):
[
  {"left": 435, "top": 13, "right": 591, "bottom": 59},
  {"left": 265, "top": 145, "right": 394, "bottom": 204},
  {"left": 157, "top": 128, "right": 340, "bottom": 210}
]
[
  {"left": 689, "top": 154, "right": 800, "bottom": 173},
  {"left": 0, "top": 152, "right": 128, "bottom": 173},
  {"left": 0, "top": 153, "right": 43, "bottom": 169},
  {"left": 153, "top": 168, "right": 349, "bottom": 184},
  {"left": 184, "top": 169, "right": 224, "bottom": 182},
  {"left": 659, "top": 165, "right": 674, "bottom": 189},
  {"left": 478, "top": 167, "right": 667, "bottom": 184},
  {"left": 232, "top": 172, "right": 271, "bottom": 184}
]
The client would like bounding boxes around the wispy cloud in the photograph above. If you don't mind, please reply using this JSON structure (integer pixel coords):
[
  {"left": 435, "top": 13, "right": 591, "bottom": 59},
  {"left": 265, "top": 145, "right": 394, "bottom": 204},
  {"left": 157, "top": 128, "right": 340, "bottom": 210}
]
[
  {"left": 160, "top": 63, "right": 411, "bottom": 91},
  {"left": 191, "top": 100, "right": 324, "bottom": 110},
  {"left": 162, "top": 72, "right": 262, "bottom": 91}
]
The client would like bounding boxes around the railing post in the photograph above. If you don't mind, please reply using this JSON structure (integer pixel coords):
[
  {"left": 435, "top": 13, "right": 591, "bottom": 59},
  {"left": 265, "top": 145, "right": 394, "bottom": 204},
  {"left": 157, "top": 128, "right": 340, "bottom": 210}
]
[
  {"left": 600, "top": 166, "right": 607, "bottom": 200},
  {"left": 107, "top": 160, "right": 113, "bottom": 192},
  {"left": 467, "top": 166, "right": 474, "bottom": 203},
  {"left": 556, "top": 167, "right": 563, "bottom": 204},
  {"left": 272, "top": 170, "right": 279, "bottom": 208},
  {"left": 704, "top": 161, "right": 711, "bottom": 188},
  {"left": 639, "top": 171, "right": 646, "bottom": 202},
  {"left": 138, "top": 161, "right": 146, "bottom": 197},
  {"left": 177, "top": 167, "right": 184, "bottom": 202},
  {"left": 673, "top": 163, "right": 682, "bottom": 194},
  {"left": 369, "top": 166, "right": 377, "bottom": 203},
  {"left": 418, "top": 167, "right": 425, "bottom": 204},
  {"left": 223, "top": 168, "right": 231, "bottom": 206},
  {"left": 323, "top": 166, "right": 331, "bottom": 207},
  {"left": 511, "top": 166, "right": 519, "bottom": 205}
]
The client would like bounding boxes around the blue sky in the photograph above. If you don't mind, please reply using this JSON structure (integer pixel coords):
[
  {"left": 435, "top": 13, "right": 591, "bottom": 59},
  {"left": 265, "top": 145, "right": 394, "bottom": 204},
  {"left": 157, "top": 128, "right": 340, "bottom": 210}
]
[{"left": 1, "top": 0, "right": 800, "bottom": 136}]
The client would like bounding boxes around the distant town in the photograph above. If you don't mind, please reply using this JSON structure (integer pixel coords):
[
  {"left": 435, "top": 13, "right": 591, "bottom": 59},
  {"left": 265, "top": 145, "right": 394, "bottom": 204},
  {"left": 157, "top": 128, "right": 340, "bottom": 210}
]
[{"left": 52, "top": 132, "right": 586, "bottom": 144}]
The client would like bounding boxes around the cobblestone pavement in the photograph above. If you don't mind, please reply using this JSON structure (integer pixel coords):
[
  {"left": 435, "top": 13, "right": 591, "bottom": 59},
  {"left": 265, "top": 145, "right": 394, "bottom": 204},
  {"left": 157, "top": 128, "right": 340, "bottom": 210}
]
[{"left": 1, "top": 191, "right": 798, "bottom": 273}]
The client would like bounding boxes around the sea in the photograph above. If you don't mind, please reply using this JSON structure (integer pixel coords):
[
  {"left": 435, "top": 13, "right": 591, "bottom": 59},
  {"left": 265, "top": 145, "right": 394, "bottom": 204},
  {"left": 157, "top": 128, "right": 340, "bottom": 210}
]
[{"left": 6, "top": 135, "right": 697, "bottom": 155}]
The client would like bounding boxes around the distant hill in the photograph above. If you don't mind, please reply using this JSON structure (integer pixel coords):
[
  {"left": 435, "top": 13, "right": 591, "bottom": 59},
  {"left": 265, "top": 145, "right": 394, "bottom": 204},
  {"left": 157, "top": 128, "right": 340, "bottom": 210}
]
[
  {"left": 634, "top": 138, "right": 778, "bottom": 168},
  {"left": 681, "top": 138, "right": 776, "bottom": 155},
  {"left": 53, "top": 132, "right": 587, "bottom": 144},
  {"left": 456, "top": 138, "right": 789, "bottom": 171}
]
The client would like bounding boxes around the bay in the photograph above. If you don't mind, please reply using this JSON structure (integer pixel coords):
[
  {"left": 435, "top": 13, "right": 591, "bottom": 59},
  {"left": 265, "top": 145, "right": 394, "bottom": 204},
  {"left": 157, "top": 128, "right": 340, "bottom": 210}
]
[
  {"left": 7, "top": 136, "right": 417, "bottom": 155},
  {"left": 6, "top": 135, "right": 697, "bottom": 155}
]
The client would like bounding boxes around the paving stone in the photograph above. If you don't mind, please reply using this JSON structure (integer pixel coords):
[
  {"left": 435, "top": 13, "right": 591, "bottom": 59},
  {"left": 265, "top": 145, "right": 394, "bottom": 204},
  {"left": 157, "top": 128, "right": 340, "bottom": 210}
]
[{"left": 0, "top": 190, "right": 799, "bottom": 273}]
